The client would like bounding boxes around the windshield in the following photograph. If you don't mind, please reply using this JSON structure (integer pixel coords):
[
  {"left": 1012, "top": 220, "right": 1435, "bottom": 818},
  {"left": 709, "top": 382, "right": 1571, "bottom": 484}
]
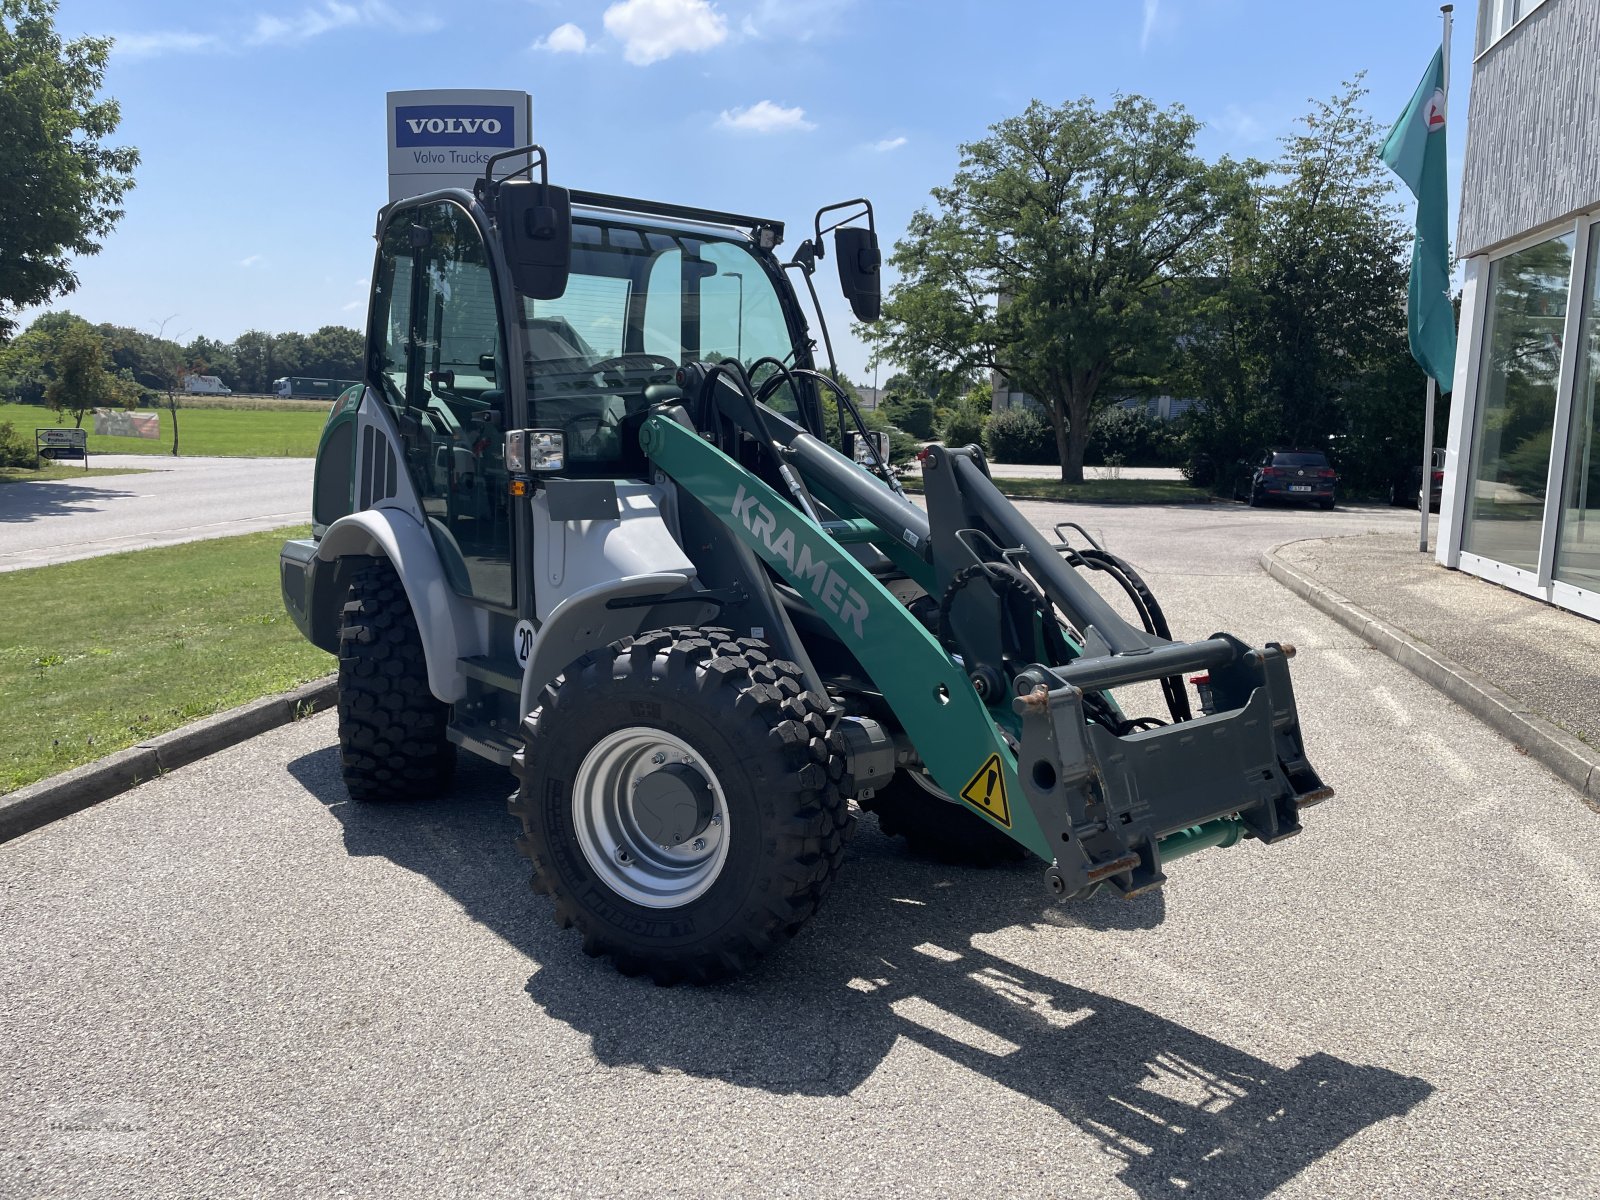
[
  {"left": 1271, "top": 452, "right": 1328, "bottom": 468},
  {"left": 520, "top": 215, "right": 806, "bottom": 474}
]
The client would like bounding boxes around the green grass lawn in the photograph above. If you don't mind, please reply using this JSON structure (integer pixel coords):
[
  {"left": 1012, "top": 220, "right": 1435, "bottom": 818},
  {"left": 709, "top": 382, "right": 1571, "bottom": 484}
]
[
  {"left": 1, "top": 402, "right": 329, "bottom": 458},
  {"left": 0, "top": 526, "right": 334, "bottom": 794},
  {"left": 902, "top": 475, "right": 1209, "bottom": 505},
  {"left": 0, "top": 464, "right": 152, "bottom": 484}
]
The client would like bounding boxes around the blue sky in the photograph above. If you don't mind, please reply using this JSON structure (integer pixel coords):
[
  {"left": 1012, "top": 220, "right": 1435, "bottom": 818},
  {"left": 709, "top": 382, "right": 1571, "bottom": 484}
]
[{"left": 36, "top": 0, "right": 1472, "bottom": 382}]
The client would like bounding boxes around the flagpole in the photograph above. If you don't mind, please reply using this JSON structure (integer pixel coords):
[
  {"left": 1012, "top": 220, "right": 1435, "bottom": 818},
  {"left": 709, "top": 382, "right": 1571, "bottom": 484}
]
[{"left": 1421, "top": 3, "right": 1454, "bottom": 553}]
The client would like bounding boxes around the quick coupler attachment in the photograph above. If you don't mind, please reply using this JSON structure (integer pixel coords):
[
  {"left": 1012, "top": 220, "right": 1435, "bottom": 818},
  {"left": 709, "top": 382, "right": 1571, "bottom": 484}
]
[{"left": 1012, "top": 634, "right": 1330, "bottom": 900}]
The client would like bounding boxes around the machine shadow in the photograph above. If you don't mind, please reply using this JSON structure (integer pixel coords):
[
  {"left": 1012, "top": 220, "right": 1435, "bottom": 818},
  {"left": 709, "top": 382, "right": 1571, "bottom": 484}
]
[{"left": 288, "top": 745, "right": 1431, "bottom": 1199}]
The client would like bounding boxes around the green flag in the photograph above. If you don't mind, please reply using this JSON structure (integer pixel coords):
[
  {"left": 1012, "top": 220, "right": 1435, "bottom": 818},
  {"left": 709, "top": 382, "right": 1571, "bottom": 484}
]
[{"left": 1381, "top": 46, "right": 1457, "bottom": 391}]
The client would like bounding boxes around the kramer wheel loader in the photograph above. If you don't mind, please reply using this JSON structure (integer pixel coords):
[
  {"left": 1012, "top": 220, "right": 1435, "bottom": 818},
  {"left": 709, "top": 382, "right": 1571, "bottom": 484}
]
[{"left": 281, "top": 147, "right": 1330, "bottom": 983}]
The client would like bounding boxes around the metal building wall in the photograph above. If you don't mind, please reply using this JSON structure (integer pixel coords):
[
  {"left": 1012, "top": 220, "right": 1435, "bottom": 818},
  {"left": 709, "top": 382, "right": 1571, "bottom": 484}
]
[{"left": 1457, "top": 0, "right": 1600, "bottom": 257}]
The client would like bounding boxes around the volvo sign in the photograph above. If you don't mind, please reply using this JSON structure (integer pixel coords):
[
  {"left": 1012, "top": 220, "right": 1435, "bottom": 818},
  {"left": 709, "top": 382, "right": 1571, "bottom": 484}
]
[{"left": 386, "top": 89, "right": 532, "bottom": 202}]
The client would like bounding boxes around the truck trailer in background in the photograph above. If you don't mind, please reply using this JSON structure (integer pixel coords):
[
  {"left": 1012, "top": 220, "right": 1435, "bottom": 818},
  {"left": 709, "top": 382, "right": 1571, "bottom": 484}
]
[{"left": 273, "top": 377, "right": 360, "bottom": 400}]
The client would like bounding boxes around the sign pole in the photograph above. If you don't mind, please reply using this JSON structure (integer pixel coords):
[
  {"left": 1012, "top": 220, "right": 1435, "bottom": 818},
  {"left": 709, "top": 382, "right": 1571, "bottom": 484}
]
[{"left": 1421, "top": 2, "right": 1454, "bottom": 554}]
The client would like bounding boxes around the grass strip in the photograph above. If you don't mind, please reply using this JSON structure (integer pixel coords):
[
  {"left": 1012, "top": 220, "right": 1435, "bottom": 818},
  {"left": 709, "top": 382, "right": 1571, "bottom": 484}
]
[
  {"left": 0, "top": 526, "right": 334, "bottom": 794},
  {"left": 1, "top": 402, "right": 329, "bottom": 458},
  {"left": 0, "top": 465, "right": 153, "bottom": 484},
  {"left": 902, "top": 476, "right": 1209, "bottom": 505}
]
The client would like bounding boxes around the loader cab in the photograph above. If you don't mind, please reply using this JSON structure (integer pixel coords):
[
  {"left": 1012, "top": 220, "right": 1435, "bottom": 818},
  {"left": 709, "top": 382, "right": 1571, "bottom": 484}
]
[
  {"left": 357, "top": 188, "right": 818, "bottom": 618},
  {"left": 513, "top": 202, "right": 821, "bottom": 479}
]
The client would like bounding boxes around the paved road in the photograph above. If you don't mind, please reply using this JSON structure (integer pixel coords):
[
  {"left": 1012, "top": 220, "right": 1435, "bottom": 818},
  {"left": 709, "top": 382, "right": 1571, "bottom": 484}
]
[
  {"left": 3, "top": 501, "right": 1596, "bottom": 1198},
  {"left": 985, "top": 463, "right": 1185, "bottom": 481},
  {"left": 0, "top": 456, "right": 312, "bottom": 572}
]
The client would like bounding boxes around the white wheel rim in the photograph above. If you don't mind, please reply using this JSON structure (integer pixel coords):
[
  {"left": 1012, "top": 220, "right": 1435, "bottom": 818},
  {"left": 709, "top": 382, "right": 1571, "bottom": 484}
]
[{"left": 571, "top": 726, "right": 730, "bottom": 909}]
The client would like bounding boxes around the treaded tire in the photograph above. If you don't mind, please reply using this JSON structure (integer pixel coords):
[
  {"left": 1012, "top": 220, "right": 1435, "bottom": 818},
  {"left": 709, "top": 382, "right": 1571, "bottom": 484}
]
[
  {"left": 511, "top": 627, "right": 853, "bottom": 984},
  {"left": 336, "top": 559, "right": 456, "bottom": 803},
  {"left": 859, "top": 773, "right": 1027, "bottom": 866}
]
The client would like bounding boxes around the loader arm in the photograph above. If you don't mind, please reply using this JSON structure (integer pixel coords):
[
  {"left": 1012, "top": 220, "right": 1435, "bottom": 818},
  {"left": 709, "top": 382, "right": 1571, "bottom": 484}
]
[{"left": 640, "top": 408, "right": 1331, "bottom": 900}]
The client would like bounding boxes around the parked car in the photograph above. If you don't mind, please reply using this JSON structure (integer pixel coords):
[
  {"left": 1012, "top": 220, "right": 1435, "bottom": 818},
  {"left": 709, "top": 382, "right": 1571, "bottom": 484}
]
[
  {"left": 1235, "top": 448, "right": 1338, "bottom": 509},
  {"left": 1390, "top": 448, "right": 1445, "bottom": 511}
]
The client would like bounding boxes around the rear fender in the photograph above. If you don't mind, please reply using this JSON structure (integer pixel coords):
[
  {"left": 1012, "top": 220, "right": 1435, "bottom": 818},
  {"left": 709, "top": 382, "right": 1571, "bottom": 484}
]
[{"left": 315, "top": 508, "right": 488, "bottom": 703}]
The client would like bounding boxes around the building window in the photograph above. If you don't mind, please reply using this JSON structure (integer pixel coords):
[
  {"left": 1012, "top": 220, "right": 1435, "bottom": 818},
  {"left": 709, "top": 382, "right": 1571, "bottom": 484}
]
[
  {"left": 1462, "top": 229, "right": 1575, "bottom": 573},
  {"left": 1477, "top": 0, "right": 1550, "bottom": 54},
  {"left": 1555, "top": 231, "right": 1600, "bottom": 591}
]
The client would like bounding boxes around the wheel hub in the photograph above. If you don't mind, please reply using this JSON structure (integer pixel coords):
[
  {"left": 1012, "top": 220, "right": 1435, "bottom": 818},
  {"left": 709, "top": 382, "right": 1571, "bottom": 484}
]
[{"left": 632, "top": 763, "right": 715, "bottom": 847}]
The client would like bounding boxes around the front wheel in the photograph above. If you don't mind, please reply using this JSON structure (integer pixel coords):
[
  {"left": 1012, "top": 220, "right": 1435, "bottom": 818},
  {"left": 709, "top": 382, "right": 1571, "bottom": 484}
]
[{"left": 511, "top": 628, "right": 853, "bottom": 984}]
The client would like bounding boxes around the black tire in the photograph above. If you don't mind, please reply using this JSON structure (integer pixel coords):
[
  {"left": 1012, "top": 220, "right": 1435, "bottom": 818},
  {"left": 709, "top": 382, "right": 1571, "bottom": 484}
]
[
  {"left": 1319, "top": 498, "right": 1335, "bottom": 511},
  {"left": 336, "top": 559, "right": 456, "bottom": 802},
  {"left": 1247, "top": 485, "right": 1264, "bottom": 508},
  {"left": 511, "top": 627, "right": 853, "bottom": 984},
  {"left": 859, "top": 772, "right": 1026, "bottom": 866}
]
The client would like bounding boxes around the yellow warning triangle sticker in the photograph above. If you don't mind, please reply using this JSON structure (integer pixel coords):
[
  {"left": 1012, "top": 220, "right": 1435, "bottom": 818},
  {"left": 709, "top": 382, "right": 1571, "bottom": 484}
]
[{"left": 959, "top": 753, "right": 1012, "bottom": 828}]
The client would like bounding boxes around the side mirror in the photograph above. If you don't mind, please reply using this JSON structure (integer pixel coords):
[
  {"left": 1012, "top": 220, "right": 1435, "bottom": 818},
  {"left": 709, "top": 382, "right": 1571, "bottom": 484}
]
[
  {"left": 496, "top": 179, "right": 571, "bottom": 300},
  {"left": 835, "top": 226, "right": 881, "bottom": 321}
]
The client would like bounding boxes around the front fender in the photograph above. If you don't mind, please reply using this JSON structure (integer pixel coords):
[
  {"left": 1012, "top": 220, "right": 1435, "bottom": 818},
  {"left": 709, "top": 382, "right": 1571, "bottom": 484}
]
[{"left": 315, "top": 508, "right": 487, "bottom": 703}]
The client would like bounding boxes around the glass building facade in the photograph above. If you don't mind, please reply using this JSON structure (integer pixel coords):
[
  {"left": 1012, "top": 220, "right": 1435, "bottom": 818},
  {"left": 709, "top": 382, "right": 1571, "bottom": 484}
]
[{"left": 1439, "top": 0, "right": 1600, "bottom": 621}]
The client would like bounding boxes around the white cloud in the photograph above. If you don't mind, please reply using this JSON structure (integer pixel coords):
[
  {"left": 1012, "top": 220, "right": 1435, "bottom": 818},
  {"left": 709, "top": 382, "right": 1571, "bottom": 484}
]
[
  {"left": 239, "top": 255, "right": 263, "bottom": 268},
  {"left": 1140, "top": 0, "right": 1159, "bottom": 51},
  {"left": 603, "top": 0, "right": 727, "bottom": 65},
  {"left": 533, "top": 22, "right": 589, "bottom": 53},
  {"left": 111, "top": 30, "right": 221, "bottom": 59},
  {"left": 247, "top": 1, "right": 435, "bottom": 46},
  {"left": 873, "top": 135, "right": 906, "bottom": 152},
  {"left": 717, "top": 100, "right": 814, "bottom": 134},
  {"left": 341, "top": 299, "right": 366, "bottom": 312}
]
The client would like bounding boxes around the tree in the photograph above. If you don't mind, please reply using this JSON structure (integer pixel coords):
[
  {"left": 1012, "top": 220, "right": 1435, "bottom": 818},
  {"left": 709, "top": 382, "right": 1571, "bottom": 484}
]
[
  {"left": 0, "top": 309, "right": 85, "bottom": 403},
  {"left": 1176, "top": 78, "right": 1419, "bottom": 493},
  {"left": 865, "top": 95, "right": 1249, "bottom": 482},
  {"left": 44, "top": 321, "right": 127, "bottom": 426},
  {"left": 0, "top": 0, "right": 138, "bottom": 337},
  {"left": 184, "top": 335, "right": 239, "bottom": 389},
  {"left": 302, "top": 325, "right": 364, "bottom": 379}
]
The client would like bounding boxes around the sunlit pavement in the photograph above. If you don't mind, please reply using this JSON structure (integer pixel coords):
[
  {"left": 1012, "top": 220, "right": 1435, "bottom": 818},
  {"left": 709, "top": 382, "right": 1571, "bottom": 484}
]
[{"left": 2, "top": 499, "right": 1595, "bottom": 1198}]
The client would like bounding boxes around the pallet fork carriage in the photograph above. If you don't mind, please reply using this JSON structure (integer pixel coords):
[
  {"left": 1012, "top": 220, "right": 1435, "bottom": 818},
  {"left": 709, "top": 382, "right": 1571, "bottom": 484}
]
[{"left": 282, "top": 145, "right": 1330, "bottom": 982}]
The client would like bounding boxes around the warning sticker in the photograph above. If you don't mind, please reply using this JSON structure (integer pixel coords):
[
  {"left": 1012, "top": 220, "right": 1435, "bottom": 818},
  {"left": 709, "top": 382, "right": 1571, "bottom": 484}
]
[{"left": 959, "top": 754, "right": 1011, "bottom": 828}]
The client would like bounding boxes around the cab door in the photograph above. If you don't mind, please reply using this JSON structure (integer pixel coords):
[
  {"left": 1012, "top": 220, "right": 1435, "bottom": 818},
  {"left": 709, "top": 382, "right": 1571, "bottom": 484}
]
[{"left": 370, "top": 198, "right": 516, "bottom": 609}]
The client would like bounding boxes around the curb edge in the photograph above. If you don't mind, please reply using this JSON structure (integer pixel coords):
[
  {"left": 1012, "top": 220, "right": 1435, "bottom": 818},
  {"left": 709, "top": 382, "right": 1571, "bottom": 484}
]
[
  {"left": 1260, "top": 547, "right": 1598, "bottom": 811},
  {"left": 0, "top": 675, "right": 337, "bottom": 845}
]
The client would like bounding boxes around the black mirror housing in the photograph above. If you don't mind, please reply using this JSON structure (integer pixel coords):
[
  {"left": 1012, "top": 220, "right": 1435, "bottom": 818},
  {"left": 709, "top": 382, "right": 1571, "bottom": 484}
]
[
  {"left": 496, "top": 179, "right": 572, "bottom": 300},
  {"left": 834, "top": 226, "right": 881, "bottom": 321}
]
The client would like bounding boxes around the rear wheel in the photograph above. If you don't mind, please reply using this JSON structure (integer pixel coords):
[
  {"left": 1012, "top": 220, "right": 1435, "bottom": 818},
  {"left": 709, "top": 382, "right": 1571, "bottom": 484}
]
[
  {"left": 859, "top": 770, "right": 1026, "bottom": 866},
  {"left": 336, "top": 559, "right": 456, "bottom": 802},
  {"left": 1247, "top": 485, "right": 1264, "bottom": 507},
  {"left": 512, "top": 627, "right": 853, "bottom": 984}
]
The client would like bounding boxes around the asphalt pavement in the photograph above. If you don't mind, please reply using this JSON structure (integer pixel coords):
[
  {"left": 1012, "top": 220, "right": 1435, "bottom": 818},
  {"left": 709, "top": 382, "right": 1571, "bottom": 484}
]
[
  {"left": 0, "top": 456, "right": 312, "bottom": 572},
  {"left": 2, "top": 499, "right": 1596, "bottom": 1198},
  {"left": 984, "top": 463, "right": 1185, "bottom": 480}
]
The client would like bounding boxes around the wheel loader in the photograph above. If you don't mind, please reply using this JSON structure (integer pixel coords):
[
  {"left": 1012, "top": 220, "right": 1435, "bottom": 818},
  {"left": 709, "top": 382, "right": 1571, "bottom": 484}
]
[{"left": 280, "top": 146, "right": 1330, "bottom": 983}]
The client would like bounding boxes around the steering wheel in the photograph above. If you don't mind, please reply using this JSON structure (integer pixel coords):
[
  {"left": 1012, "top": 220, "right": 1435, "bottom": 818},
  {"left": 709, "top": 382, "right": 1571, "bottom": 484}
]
[{"left": 591, "top": 353, "right": 679, "bottom": 385}]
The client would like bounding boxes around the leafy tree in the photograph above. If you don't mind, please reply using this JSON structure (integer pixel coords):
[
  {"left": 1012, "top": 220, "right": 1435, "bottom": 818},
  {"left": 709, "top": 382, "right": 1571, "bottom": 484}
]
[
  {"left": 941, "top": 384, "right": 992, "bottom": 446},
  {"left": 44, "top": 321, "right": 127, "bottom": 426},
  {"left": 184, "top": 335, "right": 239, "bottom": 390},
  {"left": 866, "top": 95, "right": 1249, "bottom": 482},
  {"left": 0, "top": 0, "right": 138, "bottom": 337},
  {"left": 883, "top": 393, "right": 936, "bottom": 439},
  {"left": 1178, "top": 79, "right": 1418, "bottom": 494},
  {"left": 302, "top": 325, "right": 364, "bottom": 380},
  {"left": 0, "top": 309, "right": 84, "bottom": 403},
  {"left": 231, "top": 330, "right": 275, "bottom": 393}
]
